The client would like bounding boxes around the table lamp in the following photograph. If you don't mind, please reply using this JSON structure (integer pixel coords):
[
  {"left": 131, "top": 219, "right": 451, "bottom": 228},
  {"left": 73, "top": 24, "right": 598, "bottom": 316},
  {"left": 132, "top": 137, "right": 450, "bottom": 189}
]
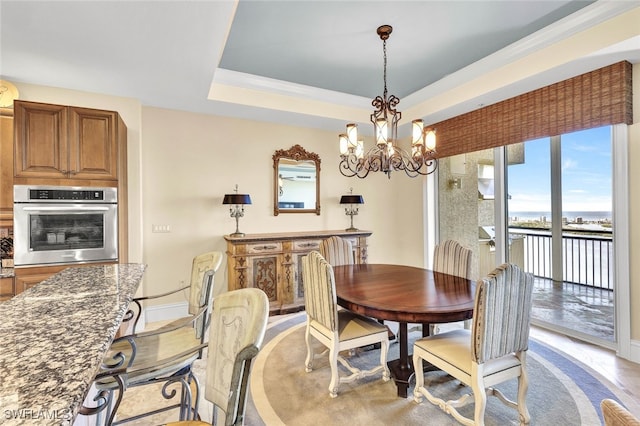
[
  {"left": 340, "top": 188, "right": 364, "bottom": 231},
  {"left": 223, "top": 185, "right": 252, "bottom": 237}
]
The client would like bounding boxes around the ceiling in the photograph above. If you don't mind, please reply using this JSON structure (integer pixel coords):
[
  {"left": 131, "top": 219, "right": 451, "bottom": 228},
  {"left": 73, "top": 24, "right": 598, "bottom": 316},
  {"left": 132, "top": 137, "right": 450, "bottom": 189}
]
[{"left": 1, "top": 1, "right": 639, "bottom": 135}]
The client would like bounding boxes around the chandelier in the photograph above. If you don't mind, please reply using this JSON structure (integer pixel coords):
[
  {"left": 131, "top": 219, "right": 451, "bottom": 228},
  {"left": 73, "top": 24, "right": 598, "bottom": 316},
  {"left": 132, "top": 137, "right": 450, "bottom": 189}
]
[{"left": 338, "top": 25, "right": 438, "bottom": 179}]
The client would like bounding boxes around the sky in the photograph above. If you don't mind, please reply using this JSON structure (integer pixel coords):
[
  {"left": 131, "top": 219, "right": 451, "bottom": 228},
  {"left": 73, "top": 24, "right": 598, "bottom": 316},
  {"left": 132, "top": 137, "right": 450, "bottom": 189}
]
[{"left": 507, "top": 125, "right": 612, "bottom": 213}]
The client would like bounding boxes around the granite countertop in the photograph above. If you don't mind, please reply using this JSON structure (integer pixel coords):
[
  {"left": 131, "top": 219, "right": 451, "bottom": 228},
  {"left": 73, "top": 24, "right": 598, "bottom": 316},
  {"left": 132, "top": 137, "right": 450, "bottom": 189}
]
[
  {"left": 0, "top": 263, "right": 146, "bottom": 425},
  {"left": 0, "top": 267, "right": 14, "bottom": 278}
]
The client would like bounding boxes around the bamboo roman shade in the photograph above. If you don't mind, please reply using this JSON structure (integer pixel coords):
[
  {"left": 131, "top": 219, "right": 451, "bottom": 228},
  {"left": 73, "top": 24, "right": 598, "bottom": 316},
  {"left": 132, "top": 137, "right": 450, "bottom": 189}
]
[{"left": 432, "top": 61, "right": 633, "bottom": 158}]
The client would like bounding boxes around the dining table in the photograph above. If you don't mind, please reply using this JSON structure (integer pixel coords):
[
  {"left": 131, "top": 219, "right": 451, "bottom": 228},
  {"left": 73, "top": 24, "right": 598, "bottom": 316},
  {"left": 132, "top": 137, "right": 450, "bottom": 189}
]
[{"left": 333, "top": 263, "right": 476, "bottom": 398}]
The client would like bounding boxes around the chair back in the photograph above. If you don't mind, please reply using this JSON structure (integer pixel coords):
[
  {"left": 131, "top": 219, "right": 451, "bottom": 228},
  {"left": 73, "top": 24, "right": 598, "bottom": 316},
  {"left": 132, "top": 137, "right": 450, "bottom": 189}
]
[
  {"left": 302, "top": 251, "right": 338, "bottom": 333},
  {"left": 471, "top": 263, "right": 534, "bottom": 363},
  {"left": 601, "top": 399, "right": 640, "bottom": 426},
  {"left": 319, "top": 236, "right": 354, "bottom": 266},
  {"left": 188, "top": 251, "right": 224, "bottom": 338},
  {"left": 433, "top": 239, "right": 472, "bottom": 279},
  {"left": 205, "top": 288, "right": 269, "bottom": 426}
]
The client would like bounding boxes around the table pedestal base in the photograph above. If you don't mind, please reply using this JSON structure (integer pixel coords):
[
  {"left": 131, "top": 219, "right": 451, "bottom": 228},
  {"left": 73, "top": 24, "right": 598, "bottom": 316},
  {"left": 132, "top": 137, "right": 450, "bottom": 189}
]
[
  {"left": 387, "top": 322, "right": 437, "bottom": 398},
  {"left": 388, "top": 322, "right": 413, "bottom": 397},
  {"left": 387, "top": 358, "right": 413, "bottom": 398}
]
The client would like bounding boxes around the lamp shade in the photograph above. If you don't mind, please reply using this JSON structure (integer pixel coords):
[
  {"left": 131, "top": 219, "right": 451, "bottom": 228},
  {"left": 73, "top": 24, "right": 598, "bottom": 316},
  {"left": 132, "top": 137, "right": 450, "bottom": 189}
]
[
  {"left": 340, "top": 195, "right": 364, "bottom": 204},
  {"left": 223, "top": 194, "right": 252, "bottom": 205}
]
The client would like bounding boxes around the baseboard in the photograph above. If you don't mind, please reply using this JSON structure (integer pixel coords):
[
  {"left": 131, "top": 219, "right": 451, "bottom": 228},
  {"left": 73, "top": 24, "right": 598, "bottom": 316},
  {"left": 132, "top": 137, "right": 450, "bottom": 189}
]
[
  {"left": 629, "top": 338, "right": 640, "bottom": 364},
  {"left": 143, "top": 301, "right": 189, "bottom": 326}
]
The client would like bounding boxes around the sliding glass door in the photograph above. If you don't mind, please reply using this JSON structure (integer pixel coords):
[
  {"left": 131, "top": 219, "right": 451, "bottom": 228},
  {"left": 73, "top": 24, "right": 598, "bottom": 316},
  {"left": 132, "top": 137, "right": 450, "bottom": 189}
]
[
  {"left": 507, "top": 126, "right": 614, "bottom": 343},
  {"left": 437, "top": 126, "right": 614, "bottom": 345}
]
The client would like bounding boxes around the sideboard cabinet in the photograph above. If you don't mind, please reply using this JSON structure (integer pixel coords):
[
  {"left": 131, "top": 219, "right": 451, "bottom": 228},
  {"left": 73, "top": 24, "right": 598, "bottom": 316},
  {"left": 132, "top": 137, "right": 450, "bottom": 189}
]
[{"left": 225, "top": 230, "right": 371, "bottom": 315}]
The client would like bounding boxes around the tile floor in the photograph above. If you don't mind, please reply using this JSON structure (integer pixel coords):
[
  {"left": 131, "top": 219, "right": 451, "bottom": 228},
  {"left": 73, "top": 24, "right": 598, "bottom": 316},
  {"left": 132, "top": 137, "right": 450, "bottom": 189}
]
[{"left": 531, "top": 277, "right": 614, "bottom": 343}]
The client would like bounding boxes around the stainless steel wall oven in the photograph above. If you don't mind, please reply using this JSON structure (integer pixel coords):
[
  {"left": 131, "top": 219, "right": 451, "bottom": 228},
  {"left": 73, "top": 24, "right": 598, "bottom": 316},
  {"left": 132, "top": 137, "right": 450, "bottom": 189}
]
[{"left": 13, "top": 185, "right": 118, "bottom": 266}]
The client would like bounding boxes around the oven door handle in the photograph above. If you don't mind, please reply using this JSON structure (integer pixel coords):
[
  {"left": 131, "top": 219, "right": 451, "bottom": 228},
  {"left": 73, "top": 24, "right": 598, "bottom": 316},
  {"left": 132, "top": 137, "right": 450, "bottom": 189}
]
[{"left": 22, "top": 206, "right": 111, "bottom": 212}]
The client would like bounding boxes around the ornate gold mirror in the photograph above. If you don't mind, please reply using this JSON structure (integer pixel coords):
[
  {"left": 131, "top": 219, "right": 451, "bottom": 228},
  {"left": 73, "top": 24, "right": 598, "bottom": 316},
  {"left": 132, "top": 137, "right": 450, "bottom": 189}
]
[{"left": 273, "top": 145, "right": 320, "bottom": 216}]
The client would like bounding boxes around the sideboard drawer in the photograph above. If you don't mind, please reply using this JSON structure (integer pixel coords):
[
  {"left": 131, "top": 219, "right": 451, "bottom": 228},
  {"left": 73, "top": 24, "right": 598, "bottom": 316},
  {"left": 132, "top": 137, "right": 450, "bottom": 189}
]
[
  {"left": 293, "top": 239, "right": 321, "bottom": 251},
  {"left": 246, "top": 242, "right": 282, "bottom": 254}
]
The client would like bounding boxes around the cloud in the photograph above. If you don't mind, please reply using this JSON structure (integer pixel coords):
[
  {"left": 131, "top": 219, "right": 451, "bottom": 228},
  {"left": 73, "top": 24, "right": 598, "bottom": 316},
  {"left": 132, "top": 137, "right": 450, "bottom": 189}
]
[{"left": 562, "top": 158, "right": 578, "bottom": 172}]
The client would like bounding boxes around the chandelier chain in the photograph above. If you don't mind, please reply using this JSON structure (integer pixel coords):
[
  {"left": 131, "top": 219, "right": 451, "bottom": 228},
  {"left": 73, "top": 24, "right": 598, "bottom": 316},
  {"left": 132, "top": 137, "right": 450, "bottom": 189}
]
[{"left": 382, "top": 38, "right": 388, "bottom": 100}]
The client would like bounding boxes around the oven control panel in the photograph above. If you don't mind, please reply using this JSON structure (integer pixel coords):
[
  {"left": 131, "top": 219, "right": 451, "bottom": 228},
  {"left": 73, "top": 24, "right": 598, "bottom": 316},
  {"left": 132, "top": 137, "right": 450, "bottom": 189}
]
[
  {"left": 29, "top": 189, "right": 104, "bottom": 201},
  {"left": 13, "top": 185, "right": 117, "bottom": 203}
]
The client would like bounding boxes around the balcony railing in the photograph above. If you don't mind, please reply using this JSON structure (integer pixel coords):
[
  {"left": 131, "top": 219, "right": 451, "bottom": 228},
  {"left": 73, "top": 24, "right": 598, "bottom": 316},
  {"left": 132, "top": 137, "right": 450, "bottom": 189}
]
[{"left": 509, "top": 227, "right": 613, "bottom": 290}]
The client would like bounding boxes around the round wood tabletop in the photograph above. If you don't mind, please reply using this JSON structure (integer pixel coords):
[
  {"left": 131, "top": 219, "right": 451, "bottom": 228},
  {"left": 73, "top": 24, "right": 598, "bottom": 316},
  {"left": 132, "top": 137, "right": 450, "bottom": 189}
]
[{"left": 333, "top": 264, "right": 476, "bottom": 324}]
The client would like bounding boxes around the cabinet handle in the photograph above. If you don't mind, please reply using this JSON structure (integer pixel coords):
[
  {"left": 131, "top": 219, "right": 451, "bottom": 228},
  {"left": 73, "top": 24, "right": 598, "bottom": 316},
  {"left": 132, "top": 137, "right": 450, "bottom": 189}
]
[{"left": 254, "top": 244, "right": 278, "bottom": 251}]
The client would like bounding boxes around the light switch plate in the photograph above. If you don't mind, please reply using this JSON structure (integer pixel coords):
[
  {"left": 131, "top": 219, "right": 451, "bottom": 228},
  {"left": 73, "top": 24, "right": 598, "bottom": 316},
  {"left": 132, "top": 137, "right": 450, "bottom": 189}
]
[{"left": 152, "top": 224, "right": 171, "bottom": 233}]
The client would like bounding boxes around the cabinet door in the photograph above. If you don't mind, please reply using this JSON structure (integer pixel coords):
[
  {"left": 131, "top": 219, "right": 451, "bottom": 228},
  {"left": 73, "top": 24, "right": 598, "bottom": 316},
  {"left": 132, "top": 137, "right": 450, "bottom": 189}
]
[
  {"left": 0, "top": 277, "right": 14, "bottom": 300},
  {"left": 0, "top": 110, "right": 13, "bottom": 219},
  {"left": 245, "top": 254, "right": 280, "bottom": 310},
  {"left": 15, "top": 272, "right": 52, "bottom": 294},
  {"left": 68, "top": 107, "right": 118, "bottom": 180},
  {"left": 14, "top": 264, "right": 67, "bottom": 295},
  {"left": 14, "top": 101, "right": 69, "bottom": 178}
]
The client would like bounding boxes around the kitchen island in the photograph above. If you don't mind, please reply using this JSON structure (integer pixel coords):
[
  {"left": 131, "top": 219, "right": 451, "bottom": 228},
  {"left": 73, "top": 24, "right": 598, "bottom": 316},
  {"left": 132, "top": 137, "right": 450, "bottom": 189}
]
[{"left": 0, "top": 263, "right": 146, "bottom": 425}]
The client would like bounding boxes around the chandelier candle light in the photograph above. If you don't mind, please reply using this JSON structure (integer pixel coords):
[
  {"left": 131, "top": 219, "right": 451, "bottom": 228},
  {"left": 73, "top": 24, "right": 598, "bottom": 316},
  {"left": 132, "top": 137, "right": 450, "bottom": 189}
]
[
  {"left": 339, "top": 25, "right": 438, "bottom": 179},
  {"left": 222, "top": 184, "right": 252, "bottom": 237},
  {"left": 340, "top": 188, "right": 364, "bottom": 231}
]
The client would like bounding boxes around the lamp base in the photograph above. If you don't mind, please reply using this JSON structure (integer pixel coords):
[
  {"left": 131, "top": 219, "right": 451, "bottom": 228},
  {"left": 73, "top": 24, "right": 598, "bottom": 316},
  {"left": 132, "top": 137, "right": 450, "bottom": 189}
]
[
  {"left": 345, "top": 227, "right": 359, "bottom": 232},
  {"left": 229, "top": 232, "right": 246, "bottom": 237}
]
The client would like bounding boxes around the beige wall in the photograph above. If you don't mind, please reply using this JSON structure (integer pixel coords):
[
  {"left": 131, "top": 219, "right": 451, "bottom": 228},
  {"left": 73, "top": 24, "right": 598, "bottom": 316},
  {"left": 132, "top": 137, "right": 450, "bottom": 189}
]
[{"left": 140, "top": 107, "right": 426, "bottom": 303}]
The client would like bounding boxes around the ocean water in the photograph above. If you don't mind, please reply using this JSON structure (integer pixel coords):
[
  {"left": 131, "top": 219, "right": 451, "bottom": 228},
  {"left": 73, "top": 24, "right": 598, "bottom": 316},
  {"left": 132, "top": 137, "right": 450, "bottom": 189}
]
[{"left": 510, "top": 211, "right": 611, "bottom": 221}]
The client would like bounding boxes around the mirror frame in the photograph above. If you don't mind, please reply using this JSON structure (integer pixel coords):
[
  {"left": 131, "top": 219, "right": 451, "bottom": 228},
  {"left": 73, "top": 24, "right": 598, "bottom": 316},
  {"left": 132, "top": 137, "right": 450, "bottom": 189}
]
[{"left": 273, "top": 144, "right": 321, "bottom": 216}]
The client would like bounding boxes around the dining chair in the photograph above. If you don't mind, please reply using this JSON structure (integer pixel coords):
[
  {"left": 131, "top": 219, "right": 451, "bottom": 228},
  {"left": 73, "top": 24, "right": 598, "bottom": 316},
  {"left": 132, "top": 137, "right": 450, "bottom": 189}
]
[
  {"left": 161, "top": 287, "right": 270, "bottom": 426},
  {"left": 319, "top": 235, "right": 354, "bottom": 266},
  {"left": 93, "top": 251, "right": 224, "bottom": 424},
  {"left": 90, "top": 288, "right": 268, "bottom": 426},
  {"left": 123, "top": 251, "right": 224, "bottom": 335},
  {"left": 430, "top": 239, "right": 473, "bottom": 334},
  {"left": 320, "top": 235, "right": 394, "bottom": 340},
  {"left": 601, "top": 399, "right": 640, "bottom": 426},
  {"left": 301, "top": 250, "right": 390, "bottom": 398},
  {"left": 412, "top": 263, "right": 534, "bottom": 426}
]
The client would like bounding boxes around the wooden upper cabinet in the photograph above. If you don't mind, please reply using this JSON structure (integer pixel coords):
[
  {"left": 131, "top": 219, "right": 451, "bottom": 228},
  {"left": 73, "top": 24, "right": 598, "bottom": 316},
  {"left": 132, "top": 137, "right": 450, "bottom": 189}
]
[
  {"left": 14, "top": 100, "right": 119, "bottom": 181},
  {"left": 68, "top": 107, "right": 118, "bottom": 180},
  {"left": 14, "top": 101, "right": 68, "bottom": 179}
]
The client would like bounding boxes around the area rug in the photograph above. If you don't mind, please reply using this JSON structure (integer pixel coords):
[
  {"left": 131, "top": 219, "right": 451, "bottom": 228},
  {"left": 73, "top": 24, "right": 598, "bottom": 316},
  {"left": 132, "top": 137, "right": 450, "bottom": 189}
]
[{"left": 245, "top": 312, "right": 640, "bottom": 426}]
